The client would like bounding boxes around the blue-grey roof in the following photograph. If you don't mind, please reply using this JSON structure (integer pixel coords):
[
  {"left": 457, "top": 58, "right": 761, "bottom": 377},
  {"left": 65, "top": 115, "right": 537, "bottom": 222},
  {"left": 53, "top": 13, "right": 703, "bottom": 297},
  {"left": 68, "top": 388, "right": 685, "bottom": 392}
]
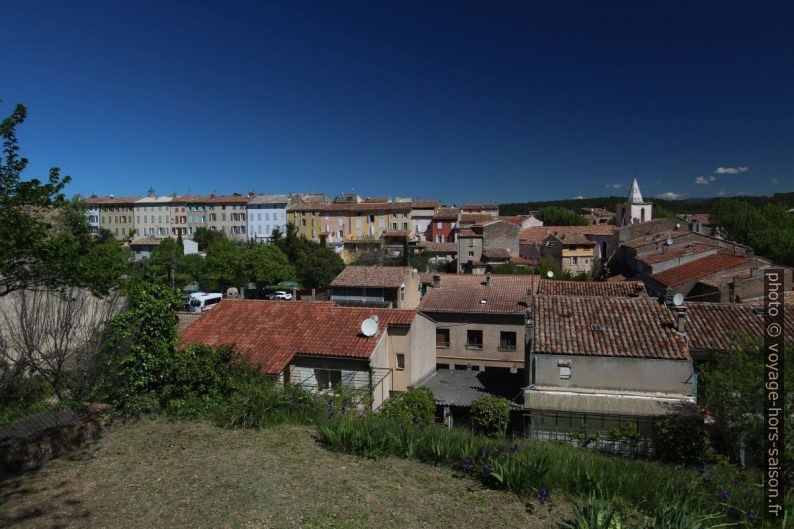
[{"left": 418, "top": 369, "right": 525, "bottom": 409}]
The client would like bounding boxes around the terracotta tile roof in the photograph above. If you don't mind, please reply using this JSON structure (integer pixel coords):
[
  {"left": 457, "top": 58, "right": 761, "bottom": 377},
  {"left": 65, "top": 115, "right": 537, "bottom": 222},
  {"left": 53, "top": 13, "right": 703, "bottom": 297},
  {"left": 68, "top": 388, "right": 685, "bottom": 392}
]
[
  {"left": 511, "top": 256, "right": 537, "bottom": 265},
  {"left": 363, "top": 197, "right": 389, "bottom": 203},
  {"left": 320, "top": 202, "right": 412, "bottom": 213},
  {"left": 498, "top": 215, "right": 527, "bottom": 226},
  {"left": 383, "top": 230, "right": 410, "bottom": 238},
  {"left": 411, "top": 200, "right": 440, "bottom": 209},
  {"left": 247, "top": 194, "right": 291, "bottom": 205},
  {"left": 742, "top": 290, "right": 794, "bottom": 306},
  {"left": 697, "top": 263, "right": 781, "bottom": 287},
  {"left": 178, "top": 300, "right": 416, "bottom": 374},
  {"left": 418, "top": 241, "right": 458, "bottom": 253},
  {"left": 130, "top": 236, "right": 162, "bottom": 246},
  {"left": 482, "top": 249, "right": 512, "bottom": 260},
  {"left": 580, "top": 207, "right": 615, "bottom": 217},
  {"left": 458, "top": 228, "right": 482, "bottom": 237},
  {"left": 433, "top": 207, "right": 460, "bottom": 220},
  {"left": 678, "top": 213, "right": 712, "bottom": 224},
  {"left": 685, "top": 302, "right": 794, "bottom": 352},
  {"left": 419, "top": 274, "right": 539, "bottom": 314},
  {"left": 461, "top": 203, "right": 499, "bottom": 211},
  {"left": 651, "top": 254, "right": 753, "bottom": 287},
  {"left": 205, "top": 194, "right": 249, "bottom": 204},
  {"left": 537, "top": 279, "right": 646, "bottom": 297},
  {"left": 459, "top": 213, "right": 494, "bottom": 225},
  {"left": 531, "top": 296, "right": 690, "bottom": 360},
  {"left": 289, "top": 202, "right": 326, "bottom": 212},
  {"left": 330, "top": 266, "right": 413, "bottom": 288},
  {"left": 551, "top": 233, "right": 595, "bottom": 246},
  {"left": 635, "top": 244, "right": 718, "bottom": 265},
  {"left": 520, "top": 225, "right": 615, "bottom": 244},
  {"left": 622, "top": 231, "right": 691, "bottom": 249},
  {"left": 86, "top": 196, "right": 142, "bottom": 204}
]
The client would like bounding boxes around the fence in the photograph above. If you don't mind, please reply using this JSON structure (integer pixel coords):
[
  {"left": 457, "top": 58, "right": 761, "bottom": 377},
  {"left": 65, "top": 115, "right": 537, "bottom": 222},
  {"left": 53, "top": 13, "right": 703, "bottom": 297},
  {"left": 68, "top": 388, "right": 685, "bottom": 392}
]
[{"left": 288, "top": 366, "right": 393, "bottom": 412}]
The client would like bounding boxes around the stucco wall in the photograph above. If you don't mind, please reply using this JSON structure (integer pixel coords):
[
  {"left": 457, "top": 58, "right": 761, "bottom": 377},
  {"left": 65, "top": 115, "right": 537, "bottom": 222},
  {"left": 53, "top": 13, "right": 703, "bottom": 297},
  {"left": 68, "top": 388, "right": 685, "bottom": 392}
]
[
  {"left": 409, "top": 313, "right": 437, "bottom": 387},
  {"left": 431, "top": 312, "right": 525, "bottom": 370},
  {"left": 532, "top": 353, "right": 694, "bottom": 396}
]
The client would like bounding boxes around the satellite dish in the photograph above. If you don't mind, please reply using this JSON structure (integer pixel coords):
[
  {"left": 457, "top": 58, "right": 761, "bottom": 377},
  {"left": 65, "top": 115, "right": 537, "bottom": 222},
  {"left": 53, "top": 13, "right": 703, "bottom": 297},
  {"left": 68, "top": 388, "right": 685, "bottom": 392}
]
[
  {"left": 546, "top": 270, "right": 554, "bottom": 278},
  {"left": 666, "top": 238, "right": 674, "bottom": 246},
  {"left": 672, "top": 293, "right": 685, "bottom": 307},
  {"left": 360, "top": 318, "right": 378, "bottom": 337}
]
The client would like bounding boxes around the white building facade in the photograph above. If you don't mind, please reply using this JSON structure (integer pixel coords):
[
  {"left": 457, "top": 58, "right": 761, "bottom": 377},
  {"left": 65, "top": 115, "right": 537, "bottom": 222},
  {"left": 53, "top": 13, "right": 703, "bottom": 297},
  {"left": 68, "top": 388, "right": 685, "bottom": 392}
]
[
  {"left": 616, "top": 178, "right": 653, "bottom": 227},
  {"left": 247, "top": 194, "right": 291, "bottom": 241}
]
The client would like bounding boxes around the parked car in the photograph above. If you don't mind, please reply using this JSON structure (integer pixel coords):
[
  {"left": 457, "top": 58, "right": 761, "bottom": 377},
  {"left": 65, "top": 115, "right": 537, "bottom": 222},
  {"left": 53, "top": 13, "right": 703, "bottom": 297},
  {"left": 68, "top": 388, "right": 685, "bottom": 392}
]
[{"left": 268, "top": 290, "right": 293, "bottom": 300}]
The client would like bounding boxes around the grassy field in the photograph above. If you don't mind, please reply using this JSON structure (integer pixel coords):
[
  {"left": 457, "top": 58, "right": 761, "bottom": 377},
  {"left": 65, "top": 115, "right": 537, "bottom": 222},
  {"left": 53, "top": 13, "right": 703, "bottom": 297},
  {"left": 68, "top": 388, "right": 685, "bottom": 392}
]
[{"left": 0, "top": 418, "right": 570, "bottom": 528}]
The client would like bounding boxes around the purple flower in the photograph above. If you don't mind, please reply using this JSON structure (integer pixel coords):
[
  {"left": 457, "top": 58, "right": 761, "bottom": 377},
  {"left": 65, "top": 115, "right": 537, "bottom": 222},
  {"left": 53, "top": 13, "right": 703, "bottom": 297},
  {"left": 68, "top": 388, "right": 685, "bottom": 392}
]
[
  {"left": 719, "top": 488, "right": 730, "bottom": 501},
  {"left": 417, "top": 423, "right": 425, "bottom": 431},
  {"left": 499, "top": 445, "right": 508, "bottom": 453},
  {"left": 459, "top": 456, "right": 474, "bottom": 472},
  {"left": 510, "top": 443, "right": 519, "bottom": 453},
  {"left": 747, "top": 510, "right": 756, "bottom": 522},
  {"left": 703, "top": 475, "right": 713, "bottom": 484},
  {"left": 697, "top": 465, "right": 707, "bottom": 474},
  {"left": 478, "top": 446, "right": 487, "bottom": 458},
  {"left": 326, "top": 409, "right": 334, "bottom": 419},
  {"left": 538, "top": 485, "right": 549, "bottom": 505},
  {"left": 483, "top": 465, "right": 492, "bottom": 476}
]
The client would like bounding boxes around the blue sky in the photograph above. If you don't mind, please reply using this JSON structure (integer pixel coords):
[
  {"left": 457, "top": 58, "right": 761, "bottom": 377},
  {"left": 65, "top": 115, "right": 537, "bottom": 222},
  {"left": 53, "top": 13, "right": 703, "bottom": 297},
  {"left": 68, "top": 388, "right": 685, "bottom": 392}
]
[{"left": 2, "top": 1, "right": 792, "bottom": 204}]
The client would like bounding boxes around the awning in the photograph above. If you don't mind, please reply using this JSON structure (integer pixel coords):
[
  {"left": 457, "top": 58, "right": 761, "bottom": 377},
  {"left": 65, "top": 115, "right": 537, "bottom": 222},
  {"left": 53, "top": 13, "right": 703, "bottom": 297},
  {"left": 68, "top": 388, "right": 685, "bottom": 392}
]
[{"left": 524, "top": 391, "right": 695, "bottom": 417}]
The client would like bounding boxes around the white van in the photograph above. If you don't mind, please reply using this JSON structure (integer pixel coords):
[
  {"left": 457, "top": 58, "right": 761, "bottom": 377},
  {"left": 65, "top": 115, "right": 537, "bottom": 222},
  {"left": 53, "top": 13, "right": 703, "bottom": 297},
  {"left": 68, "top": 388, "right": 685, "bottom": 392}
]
[{"left": 188, "top": 292, "right": 223, "bottom": 313}]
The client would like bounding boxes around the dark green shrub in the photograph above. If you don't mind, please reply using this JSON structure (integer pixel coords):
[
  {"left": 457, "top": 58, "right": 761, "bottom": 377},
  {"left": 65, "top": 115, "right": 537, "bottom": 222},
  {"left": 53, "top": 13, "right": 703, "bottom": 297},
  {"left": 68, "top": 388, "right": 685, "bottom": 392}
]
[
  {"left": 653, "top": 414, "right": 709, "bottom": 466},
  {"left": 379, "top": 386, "right": 434, "bottom": 426},
  {"left": 470, "top": 395, "right": 510, "bottom": 438},
  {"left": 212, "top": 377, "right": 321, "bottom": 429}
]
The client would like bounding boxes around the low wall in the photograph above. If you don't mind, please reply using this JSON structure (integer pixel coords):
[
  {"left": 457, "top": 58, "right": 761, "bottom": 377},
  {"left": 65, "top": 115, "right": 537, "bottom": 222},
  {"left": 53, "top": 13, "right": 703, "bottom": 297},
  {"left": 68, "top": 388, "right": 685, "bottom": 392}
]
[{"left": 0, "top": 404, "right": 107, "bottom": 475}]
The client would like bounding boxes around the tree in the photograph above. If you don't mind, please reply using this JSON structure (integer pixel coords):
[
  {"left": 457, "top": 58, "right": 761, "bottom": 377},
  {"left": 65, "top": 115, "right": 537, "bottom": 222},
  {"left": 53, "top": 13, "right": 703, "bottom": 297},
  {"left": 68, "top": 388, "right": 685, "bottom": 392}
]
[
  {"left": 97, "top": 281, "right": 180, "bottom": 414},
  {"left": 296, "top": 245, "right": 345, "bottom": 290},
  {"left": 204, "top": 239, "right": 245, "bottom": 292},
  {"left": 711, "top": 199, "right": 794, "bottom": 266},
  {"left": 0, "top": 288, "right": 124, "bottom": 399},
  {"left": 700, "top": 337, "right": 793, "bottom": 473},
  {"left": 535, "top": 206, "right": 589, "bottom": 226},
  {"left": 193, "top": 226, "right": 224, "bottom": 252},
  {"left": 270, "top": 225, "right": 283, "bottom": 245},
  {"left": 241, "top": 243, "right": 293, "bottom": 292}
]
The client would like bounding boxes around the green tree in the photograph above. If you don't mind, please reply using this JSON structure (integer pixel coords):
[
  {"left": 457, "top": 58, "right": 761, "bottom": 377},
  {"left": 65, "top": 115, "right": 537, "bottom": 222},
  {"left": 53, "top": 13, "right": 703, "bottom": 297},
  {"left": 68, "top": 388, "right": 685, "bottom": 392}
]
[
  {"left": 193, "top": 226, "right": 224, "bottom": 252},
  {"left": 711, "top": 199, "right": 794, "bottom": 266},
  {"left": 296, "top": 245, "right": 345, "bottom": 290},
  {"left": 270, "top": 225, "right": 283, "bottom": 245},
  {"left": 0, "top": 102, "right": 76, "bottom": 296},
  {"left": 204, "top": 239, "right": 245, "bottom": 292},
  {"left": 470, "top": 395, "right": 511, "bottom": 437},
  {"left": 535, "top": 206, "right": 588, "bottom": 226},
  {"left": 699, "top": 337, "right": 793, "bottom": 470},
  {"left": 97, "top": 281, "right": 180, "bottom": 414},
  {"left": 241, "top": 243, "right": 293, "bottom": 292}
]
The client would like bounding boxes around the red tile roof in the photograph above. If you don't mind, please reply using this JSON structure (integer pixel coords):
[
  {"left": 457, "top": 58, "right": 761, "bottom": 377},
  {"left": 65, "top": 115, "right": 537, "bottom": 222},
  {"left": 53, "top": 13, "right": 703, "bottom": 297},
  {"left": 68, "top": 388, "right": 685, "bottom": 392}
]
[
  {"left": 86, "top": 196, "right": 142, "bottom": 204},
  {"left": 459, "top": 213, "right": 494, "bottom": 225},
  {"left": 411, "top": 200, "right": 441, "bottom": 209},
  {"left": 537, "top": 279, "right": 646, "bottom": 297},
  {"left": 419, "top": 274, "right": 539, "bottom": 314},
  {"left": 330, "top": 266, "right": 413, "bottom": 288},
  {"left": 622, "top": 230, "right": 692, "bottom": 249},
  {"left": 178, "top": 300, "right": 416, "bottom": 374},
  {"left": 433, "top": 207, "right": 460, "bottom": 220},
  {"left": 461, "top": 204, "right": 499, "bottom": 211},
  {"left": 482, "top": 249, "right": 512, "bottom": 260},
  {"left": 685, "top": 302, "right": 794, "bottom": 352},
  {"left": 651, "top": 254, "right": 753, "bottom": 287},
  {"left": 550, "top": 233, "right": 595, "bottom": 246},
  {"left": 418, "top": 241, "right": 458, "bottom": 253},
  {"left": 635, "top": 244, "right": 718, "bottom": 265},
  {"left": 520, "top": 225, "right": 615, "bottom": 244},
  {"left": 531, "top": 296, "right": 690, "bottom": 360},
  {"left": 363, "top": 197, "right": 389, "bottom": 203},
  {"left": 205, "top": 194, "right": 249, "bottom": 204},
  {"left": 458, "top": 228, "right": 482, "bottom": 237}
]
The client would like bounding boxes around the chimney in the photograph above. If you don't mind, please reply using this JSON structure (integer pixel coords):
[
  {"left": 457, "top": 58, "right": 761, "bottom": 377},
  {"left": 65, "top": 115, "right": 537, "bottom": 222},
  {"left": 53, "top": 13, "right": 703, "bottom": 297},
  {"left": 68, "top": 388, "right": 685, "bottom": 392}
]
[
  {"left": 675, "top": 307, "right": 687, "bottom": 333},
  {"left": 485, "top": 273, "right": 491, "bottom": 286},
  {"left": 432, "top": 274, "right": 441, "bottom": 288}
]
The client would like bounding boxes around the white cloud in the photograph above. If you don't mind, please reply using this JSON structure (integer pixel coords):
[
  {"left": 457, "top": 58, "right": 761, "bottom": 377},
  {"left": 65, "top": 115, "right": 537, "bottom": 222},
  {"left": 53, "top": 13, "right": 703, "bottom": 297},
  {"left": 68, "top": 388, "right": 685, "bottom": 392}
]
[
  {"left": 657, "top": 192, "right": 683, "bottom": 200},
  {"left": 695, "top": 175, "right": 717, "bottom": 185},
  {"left": 716, "top": 190, "right": 727, "bottom": 197},
  {"left": 573, "top": 195, "right": 585, "bottom": 200},
  {"left": 605, "top": 182, "right": 624, "bottom": 189},
  {"left": 715, "top": 166, "right": 749, "bottom": 175}
]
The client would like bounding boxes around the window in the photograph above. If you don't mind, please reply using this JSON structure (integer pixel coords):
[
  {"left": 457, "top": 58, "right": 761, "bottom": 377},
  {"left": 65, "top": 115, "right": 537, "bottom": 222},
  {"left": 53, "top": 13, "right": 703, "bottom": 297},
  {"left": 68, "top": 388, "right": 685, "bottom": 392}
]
[
  {"left": 437, "top": 221, "right": 442, "bottom": 229},
  {"left": 571, "top": 256, "right": 578, "bottom": 265},
  {"left": 391, "top": 223, "right": 397, "bottom": 230},
  {"left": 396, "top": 353, "right": 405, "bottom": 370},
  {"left": 466, "top": 330, "right": 483, "bottom": 349},
  {"left": 258, "top": 213, "right": 262, "bottom": 221},
  {"left": 436, "top": 235, "right": 443, "bottom": 243},
  {"left": 468, "top": 251, "right": 474, "bottom": 257},
  {"left": 436, "top": 328, "right": 450, "bottom": 348},
  {"left": 400, "top": 285, "right": 405, "bottom": 301},
  {"left": 499, "top": 331, "right": 517, "bottom": 351},
  {"left": 315, "top": 369, "right": 343, "bottom": 390},
  {"left": 222, "top": 213, "right": 227, "bottom": 221},
  {"left": 402, "top": 222, "right": 408, "bottom": 230},
  {"left": 368, "top": 214, "right": 375, "bottom": 223}
]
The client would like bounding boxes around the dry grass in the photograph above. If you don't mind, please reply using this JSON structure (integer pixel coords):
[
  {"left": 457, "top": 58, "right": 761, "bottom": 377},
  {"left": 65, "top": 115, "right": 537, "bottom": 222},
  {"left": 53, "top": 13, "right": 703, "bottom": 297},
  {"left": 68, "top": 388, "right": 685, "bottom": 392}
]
[{"left": 0, "top": 418, "right": 569, "bottom": 528}]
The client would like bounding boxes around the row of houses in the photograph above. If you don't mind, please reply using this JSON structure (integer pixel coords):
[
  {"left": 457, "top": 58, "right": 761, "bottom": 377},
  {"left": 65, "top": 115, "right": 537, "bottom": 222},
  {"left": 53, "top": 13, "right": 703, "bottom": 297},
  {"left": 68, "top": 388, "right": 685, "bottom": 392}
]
[{"left": 178, "top": 267, "right": 792, "bottom": 445}]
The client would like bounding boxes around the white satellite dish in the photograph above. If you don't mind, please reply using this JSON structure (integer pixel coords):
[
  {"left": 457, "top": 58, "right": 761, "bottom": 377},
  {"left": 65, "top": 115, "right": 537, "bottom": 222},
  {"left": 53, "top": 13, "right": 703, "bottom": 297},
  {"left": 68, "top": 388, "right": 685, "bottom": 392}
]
[
  {"left": 546, "top": 270, "right": 554, "bottom": 278},
  {"left": 672, "top": 293, "right": 685, "bottom": 307},
  {"left": 666, "top": 238, "right": 674, "bottom": 246},
  {"left": 360, "top": 318, "right": 378, "bottom": 337}
]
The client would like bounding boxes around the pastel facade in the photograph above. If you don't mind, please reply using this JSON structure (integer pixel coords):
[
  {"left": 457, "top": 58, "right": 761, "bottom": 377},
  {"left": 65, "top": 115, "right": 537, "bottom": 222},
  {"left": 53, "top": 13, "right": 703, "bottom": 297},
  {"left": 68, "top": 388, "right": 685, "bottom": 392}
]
[
  {"left": 247, "top": 194, "right": 290, "bottom": 241},
  {"left": 87, "top": 196, "right": 139, "bottom": 239},
  {"left": 134, "top": 195, "right": 173, "bottom": 237},
  {"left": 206, "top": 194, "right": 249, "bottom": 240}
]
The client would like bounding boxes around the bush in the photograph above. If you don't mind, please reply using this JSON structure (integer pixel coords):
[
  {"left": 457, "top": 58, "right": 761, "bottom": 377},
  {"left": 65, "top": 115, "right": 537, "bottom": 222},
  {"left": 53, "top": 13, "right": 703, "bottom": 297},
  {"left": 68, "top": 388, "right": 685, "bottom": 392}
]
[
  {"left": 379, "top": 386, "right": 434, "bottom": 426},
  {"left": 470, "top": 395, "right": 510, "bottom": 438},
  {"left": 212, "top": 377, "right": 321, "bottom": 429},
  {"left": 652, "top": 414, "right": 709, "bottom": 466}
]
